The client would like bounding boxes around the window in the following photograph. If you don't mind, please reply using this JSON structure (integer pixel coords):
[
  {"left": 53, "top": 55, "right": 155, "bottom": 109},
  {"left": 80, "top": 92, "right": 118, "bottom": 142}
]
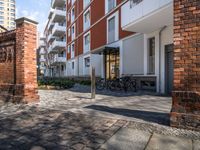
[
  {"left": 107, "top": 12, "right": 118, "bottom": 44},
  {"left": 84, "top": 57, "right": 90, "bottom": 67},
  {"left": 67, "top": 45, "right": 71, "bottom": 53},
  {"left": 68, "top": 28, "right": 71, "bottom": 37},
  {"left": 108, "top": 17, "right": 115, "bottom": 43},
  {"left": 84, "top": 32, "right": 90, "bottom": 53},
  {"left": 83, "top": 0, "right": 90, "bottom": 8},
  {"left": 105, "top": 0, "right": 116, "bottom": 14},
  {"left": 148, "top": 37, "right": 155, "bottom": 74},
  {"left": 71, "top": 43, "right": 75, "bottom": 58},
  {"left": 67, "top": 12, "right": 70, "bottom": 22},
  {"left": 71, "top": 7, "right": 75, "bottom": 23},
  {"left": 71, "top": 24, "right": 75, "bottom": 40},
  {"left": 72, "top": 0, "right": 75, "bottom": 5},
  {"left": 72, "top": 61, "right": 74, "bottom": 69},
  {"left": 83, "top": 8, "right": 90, "bottom": 31}
]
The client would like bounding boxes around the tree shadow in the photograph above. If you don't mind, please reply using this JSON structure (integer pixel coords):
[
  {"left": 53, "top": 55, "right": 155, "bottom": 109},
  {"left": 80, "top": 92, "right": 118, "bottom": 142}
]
[
  {"left": 85, "top": 105, "right": 170, "bottom": 126},
  {"left": 0, "top": 106, "right": 122, "bottom": 150}
]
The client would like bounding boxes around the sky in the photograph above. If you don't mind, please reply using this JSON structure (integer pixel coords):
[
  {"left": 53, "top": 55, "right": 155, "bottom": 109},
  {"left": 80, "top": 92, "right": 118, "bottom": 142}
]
[{"left": 16, "top": 0, "right": 51, "bottom": 35}]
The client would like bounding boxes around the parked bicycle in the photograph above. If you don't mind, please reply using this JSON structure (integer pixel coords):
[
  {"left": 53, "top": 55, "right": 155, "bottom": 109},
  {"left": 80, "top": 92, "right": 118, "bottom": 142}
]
[
  {"left": 96, "top": 76, "right": 137, "bottom": 92},
  {"left": 96, "top": 78, "right": 114, "bottom": 91}
]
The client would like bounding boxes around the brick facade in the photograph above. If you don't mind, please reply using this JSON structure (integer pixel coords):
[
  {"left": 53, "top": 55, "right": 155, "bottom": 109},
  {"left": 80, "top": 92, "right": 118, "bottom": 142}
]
[
  {"left": 171, "top": 0, "right": 200, "bottom": 130},
  {"left": 0, "top": 17, "right": 39, "bottom": 103},
  {"left": 66, "top": 0, "right": 133, "bottom": 59}
]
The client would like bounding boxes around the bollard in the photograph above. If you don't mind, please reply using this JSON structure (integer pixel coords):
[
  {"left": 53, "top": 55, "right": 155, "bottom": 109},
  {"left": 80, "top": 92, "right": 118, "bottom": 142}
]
[{"left": 91, "top": 67, "right": 96, "bottom": 99}]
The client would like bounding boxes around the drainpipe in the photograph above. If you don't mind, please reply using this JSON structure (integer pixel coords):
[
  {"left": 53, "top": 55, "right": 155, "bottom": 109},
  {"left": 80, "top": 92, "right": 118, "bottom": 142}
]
[
  {"left": 159, "top": 26, "right": 167, "bottom": 93},
  {"left": 77, "top": 0, "right": 79, "bottom": 77}
]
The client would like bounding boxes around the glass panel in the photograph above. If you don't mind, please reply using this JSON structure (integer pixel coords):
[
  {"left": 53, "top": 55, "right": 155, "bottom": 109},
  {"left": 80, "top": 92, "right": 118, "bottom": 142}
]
[
  {"left": 108, "top": 0, "right": 115, "bottom": 12},
  {"left": 148, "top": 37, "right": 155, "bottom": 74},
  {"left": 108, "top": 17, "right": 115, "bottom": 43}
]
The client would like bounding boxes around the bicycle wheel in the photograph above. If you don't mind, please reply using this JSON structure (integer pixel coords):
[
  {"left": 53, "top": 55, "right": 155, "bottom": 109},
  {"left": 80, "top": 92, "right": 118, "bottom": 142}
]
[
  {"left": 96, "top": 79, "right": 105, "bottom": 90},
  {"left": 108, "top": 80, "right": 116, "bottom": 91}
]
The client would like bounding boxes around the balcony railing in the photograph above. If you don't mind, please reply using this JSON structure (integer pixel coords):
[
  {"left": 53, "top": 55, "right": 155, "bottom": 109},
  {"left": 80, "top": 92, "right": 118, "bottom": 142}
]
[
  {"left": 53, "top": 56, "right": 66, "bottom": 63},
  {"left": 52, "top": 23, "right": 66, "bottom": 36},
  {"left": 47, "top": 34, "right": 55, "bottom": 42},
  {"left": 51, "top": 39, "right": 66, "bottom": 51},
  {"left": 121, "top": 0, "right": 173, "bottom": 31}
]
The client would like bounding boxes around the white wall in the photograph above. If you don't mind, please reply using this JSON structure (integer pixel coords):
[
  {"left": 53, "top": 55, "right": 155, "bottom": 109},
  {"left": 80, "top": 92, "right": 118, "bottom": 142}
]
[
  {"left": 122, "top": 34, "right": 144, "bottom": 75},
  {"left": 66, "top": 53, "right": 102, "bottom": 77},
  {"left": 144, "top": 25, "right": 173, "bottom": 93},
  {"left": 160, "top": 25, "right": 173, "bottom": 93}
]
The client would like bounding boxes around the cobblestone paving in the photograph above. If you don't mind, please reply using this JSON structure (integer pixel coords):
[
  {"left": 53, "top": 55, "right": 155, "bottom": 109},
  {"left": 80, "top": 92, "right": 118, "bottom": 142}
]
[{"left": 0, "top": 85, "right": 200, "bottom": 150}]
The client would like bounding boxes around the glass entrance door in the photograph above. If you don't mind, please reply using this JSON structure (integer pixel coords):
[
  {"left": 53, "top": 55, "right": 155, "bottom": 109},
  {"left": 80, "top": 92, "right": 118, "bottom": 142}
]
[{"left": 105, "top": 51, "right": 120, "bottom": 79}]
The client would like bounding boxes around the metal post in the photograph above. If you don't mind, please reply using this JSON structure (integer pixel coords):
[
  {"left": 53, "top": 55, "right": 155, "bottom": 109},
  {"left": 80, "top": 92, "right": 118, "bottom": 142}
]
[{"left": 91, "top": 67, "right": 96, "bottom": 99}]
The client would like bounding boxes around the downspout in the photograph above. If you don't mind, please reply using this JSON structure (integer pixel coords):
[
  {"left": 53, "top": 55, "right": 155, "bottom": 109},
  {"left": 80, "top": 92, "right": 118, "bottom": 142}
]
[
  {"left": 77, "top": 0, "right": 79, "bottom": 77},
  {"left": 159, "top": 26, "right": 167, "bottom": 93}
]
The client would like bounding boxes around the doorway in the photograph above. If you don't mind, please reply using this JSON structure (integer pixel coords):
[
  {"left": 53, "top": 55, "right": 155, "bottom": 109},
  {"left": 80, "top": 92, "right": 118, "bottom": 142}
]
[
  {"left": 104, "top": 50, "right": 120, "bottom": 80},
  {"left": 165, "top": 44, "right": 174, "bottom": 95}
]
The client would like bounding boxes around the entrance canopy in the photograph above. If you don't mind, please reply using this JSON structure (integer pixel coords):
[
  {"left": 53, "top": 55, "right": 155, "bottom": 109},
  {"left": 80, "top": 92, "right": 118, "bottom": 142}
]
[{"left": 91, "top": 46, "right": 119, "bottom": 55}]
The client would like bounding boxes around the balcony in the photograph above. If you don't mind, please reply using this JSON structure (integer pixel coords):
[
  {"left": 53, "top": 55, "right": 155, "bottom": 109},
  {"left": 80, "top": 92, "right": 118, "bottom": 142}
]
[
  {"left": 121, "top": 0, "right": 173, "bottom": 33},
  {"left": 52, "top": 23, "right": 66, "bottom": 36},
  {"left": 47, "top": 34, "right": 55, "bottom": 42},
  {"left": 52, "top": 0, "right": 66, "bottom": 9},
  {"left": 48, "top": 8, "right": 54, "bottom": 19},
  {"left": 51, "top": 39, "right": 66, "bottom": 52},
  {"left": 39, "top": 41, "right": 46, "bottom": 47},
  {"left": 52, "top": 56, "right": 66, "bottom": 64},
  {"left": 51, "top": 7, "right": 66, "bottom": 22},
  {"left": 40, "top": 65, "right": 46, "bottom": 70},
  {"left": 40, "top": 49, "right": 46, "bottom": 55},
  {"left": 40, "top": 58, "right": 46, "bottom": 62},
  {"left": 48, "top": 21, "right": 55, "bottom": 30}
]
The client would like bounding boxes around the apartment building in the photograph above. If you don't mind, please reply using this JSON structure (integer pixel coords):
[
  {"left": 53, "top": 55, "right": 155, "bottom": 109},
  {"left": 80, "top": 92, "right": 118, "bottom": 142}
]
[
  {"left": 44, "top": 0, "right": 67, "bottom": 77},
  {"left": 65, "top": 0, "right": 174, "bottom": 94},
  {"left": 66, "top": 0, "right": 133, "bottom": 78},
  {"left": 37, "top": 37, "right": 47, "bottom": 77},
  {"left": 0, "top": 0, "right": 15, "bottom": 32}
]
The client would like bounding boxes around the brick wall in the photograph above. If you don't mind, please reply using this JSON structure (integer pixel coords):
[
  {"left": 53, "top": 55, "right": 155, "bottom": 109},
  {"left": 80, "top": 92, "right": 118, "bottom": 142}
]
[
  {"left": 171, "top": 0, "right": 200, "bottom": 130},
  {"left": 0, "top": 17, "right": 39, "bottom": 103}
]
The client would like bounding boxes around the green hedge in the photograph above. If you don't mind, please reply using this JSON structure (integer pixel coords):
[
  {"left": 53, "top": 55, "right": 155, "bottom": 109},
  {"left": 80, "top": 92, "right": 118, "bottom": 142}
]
[
  {"left": 38, "top": 77, "right": 75, "bottom": 89},
  {"left": 38, "top": 77, "right": 92, "bottom": 89}
]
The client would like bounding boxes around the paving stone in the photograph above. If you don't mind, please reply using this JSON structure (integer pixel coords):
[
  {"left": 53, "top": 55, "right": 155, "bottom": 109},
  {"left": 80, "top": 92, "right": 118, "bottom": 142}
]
[
  {"left": 101, "top": 128, "right": 151, "bottom": 150},
  {"left": 193, "top": 140, "right": 200, "bottom": 150},
  {"left": 146, "top": 133, "right": 192, "bottom": 150},
  {"left": 30, "top": 146, "right": 46, "bottom": 150}
]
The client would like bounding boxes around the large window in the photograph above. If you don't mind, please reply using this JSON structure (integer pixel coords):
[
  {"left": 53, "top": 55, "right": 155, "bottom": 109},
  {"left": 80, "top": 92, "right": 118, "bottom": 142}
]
[
  {"left": 71, "top": 24, "right": 75, "bottom": 40},
  {"left": 105, "top": 0, "right": 116, "bottom": 14},
  {"left": 67, "top": 45, "right": 71, "bottom": 53},
  {"left": 71, "top": 7, "right": 75, "bottom": 23},
  {"left": 84, "top": 0, "right": 90, "bottom": 8},
  {"left": 84, "top": 32, "right": 90, "bottom": 53},
  {"left": 83, "top": 8, "right": 90, "bottom": 31},
  {"left": 71, "top": 43, "right": 75, "bottom": 58},
  {"left": 148, "top": 37, "right": 155, "bottom": 74},
  {"left": 108, "top": 16, "right": 115, "bottom": 43},
  {"left": 84, "top": 57, "right": 90, "bottom": 68}
]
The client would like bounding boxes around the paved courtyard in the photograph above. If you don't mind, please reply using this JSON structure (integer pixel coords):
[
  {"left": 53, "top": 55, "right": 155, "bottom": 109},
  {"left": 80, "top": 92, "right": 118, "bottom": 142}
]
[{"left": 0, "top": 84, "right": 200, "bottom": 150}]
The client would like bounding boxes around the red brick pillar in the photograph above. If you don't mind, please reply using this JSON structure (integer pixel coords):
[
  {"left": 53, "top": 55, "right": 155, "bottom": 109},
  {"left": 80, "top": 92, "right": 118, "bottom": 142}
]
[
  {"left": 15, "top": 17, "right": 39, "bottom": 103},
  {"left": 171, "top": 0, "right": 200, "bottom": 130}
]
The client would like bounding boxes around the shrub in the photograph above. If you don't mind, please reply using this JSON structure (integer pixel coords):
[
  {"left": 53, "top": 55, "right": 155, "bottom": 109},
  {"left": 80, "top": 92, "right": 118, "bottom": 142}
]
[{"left": 38, "top": 77, "right": 75, "bottom": 89}]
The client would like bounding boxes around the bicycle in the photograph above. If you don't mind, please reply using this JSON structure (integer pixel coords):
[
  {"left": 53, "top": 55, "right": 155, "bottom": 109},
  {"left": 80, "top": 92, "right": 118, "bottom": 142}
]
[{"left": 96, "top": 78, "right": 113, "bottom": 91}]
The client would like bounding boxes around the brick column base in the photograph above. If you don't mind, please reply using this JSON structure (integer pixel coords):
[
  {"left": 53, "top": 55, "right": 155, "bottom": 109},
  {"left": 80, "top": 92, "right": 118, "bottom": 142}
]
[{"left": 170, "top": 91, "right": 200, "bottom": 130}]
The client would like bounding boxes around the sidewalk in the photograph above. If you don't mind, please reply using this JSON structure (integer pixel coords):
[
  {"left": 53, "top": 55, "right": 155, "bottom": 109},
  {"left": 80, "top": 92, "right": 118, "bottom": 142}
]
[{"left": 101, "top": 128, "right": 200, "bottom": 150}]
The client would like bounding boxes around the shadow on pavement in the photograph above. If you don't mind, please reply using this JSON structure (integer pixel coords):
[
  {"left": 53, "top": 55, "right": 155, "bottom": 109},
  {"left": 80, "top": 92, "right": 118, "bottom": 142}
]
[{"left": 85, "top": 105, "right": 170, "bottom": 126}]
